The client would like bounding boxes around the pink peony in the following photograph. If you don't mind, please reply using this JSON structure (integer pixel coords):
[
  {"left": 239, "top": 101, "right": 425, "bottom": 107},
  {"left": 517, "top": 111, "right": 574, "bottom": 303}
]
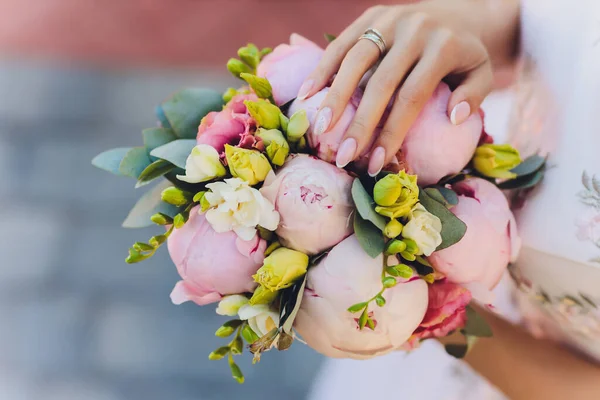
[
  {"left": 294, "top": 235, "right": 429, "bottom": 359},
  {"left": 428, "top": 177, "right": 519, "bottom": 289},
  {"left": 168, "top": 207, "right": 267, "bottom": 306},
  {"left": 260, "top": 154, "right": 354, "bottom": 255},
  {"left": 412, "top": 280, "right": 472, "bottom": 341},
  {"left": 196, "top": 92, "right": 259, "bottom": 152},
  {"left": 399, "top": 83, "right": 482, "bottom": 186},
  {"left": 257, "top": 33, "right": 324, "bottom": 106}
]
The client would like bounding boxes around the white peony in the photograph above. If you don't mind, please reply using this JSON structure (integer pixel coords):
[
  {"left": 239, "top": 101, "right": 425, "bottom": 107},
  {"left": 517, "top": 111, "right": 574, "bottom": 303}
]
[
  {"left": 176, "top": 144, "right": 227, "bottom": 183},
  {"left": 237, "top": 304, "right": 280, "bottom": 337},
  {"left": 402, "top": 204, "right": 443, "bottom": 256},
  {"left": 216, "top": 295, "right": 249, "bottom": 316},
  {"left": 204, "top": 178, "right": 280, "bottom": 240}
]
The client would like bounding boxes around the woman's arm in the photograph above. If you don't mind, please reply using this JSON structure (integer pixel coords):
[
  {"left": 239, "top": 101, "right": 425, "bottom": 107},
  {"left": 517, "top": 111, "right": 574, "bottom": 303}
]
[{"left": 459, "top": 309, "right": 600, "bottom": 399}]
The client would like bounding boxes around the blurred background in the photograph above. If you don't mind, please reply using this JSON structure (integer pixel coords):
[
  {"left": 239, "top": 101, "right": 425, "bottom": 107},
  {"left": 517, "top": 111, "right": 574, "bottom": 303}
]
[{"left": 0, "top": 1, "right": 509, "bottom": 399}]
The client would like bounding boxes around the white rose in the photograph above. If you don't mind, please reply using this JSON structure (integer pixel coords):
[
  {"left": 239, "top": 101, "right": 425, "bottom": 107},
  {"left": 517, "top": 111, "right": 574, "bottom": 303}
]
[
  {"left": 237, "top": 304, "right": 279, "bottom": 337},
  {"left": 176, "top": 144, "right": 226, "bottom": 183},
  {"left": 204, "top": 178, "right": 280, "bottom": 241},
  {"left": 216, "top": 295, "right": 249, "bottom": 316},
  {"left": 402, "top": 204, "right": 442, "bottom": 256}
]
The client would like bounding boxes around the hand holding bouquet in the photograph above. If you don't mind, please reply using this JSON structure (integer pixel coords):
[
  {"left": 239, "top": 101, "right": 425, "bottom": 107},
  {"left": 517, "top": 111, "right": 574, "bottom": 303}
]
[{"left": 92, "top": 34, "right": 546, "bottom": 383}]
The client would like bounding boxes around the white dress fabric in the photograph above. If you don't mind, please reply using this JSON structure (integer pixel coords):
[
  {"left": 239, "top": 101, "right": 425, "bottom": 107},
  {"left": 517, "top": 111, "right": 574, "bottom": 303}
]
[{"left": 308, "top": 1, "right": 600, "bottom": 399}]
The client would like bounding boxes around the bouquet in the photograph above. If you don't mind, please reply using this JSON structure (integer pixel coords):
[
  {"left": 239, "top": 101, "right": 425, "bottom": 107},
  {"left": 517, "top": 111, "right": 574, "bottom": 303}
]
[{"left": 92, "top": 34, "right": 546, "bottom": 383}]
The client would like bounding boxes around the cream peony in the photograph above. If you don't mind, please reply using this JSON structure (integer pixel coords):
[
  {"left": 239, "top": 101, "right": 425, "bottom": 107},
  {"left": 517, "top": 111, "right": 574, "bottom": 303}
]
[
  {"left": 204, "top": 178, "right": 280, "bottom": 241},
  {"left": 402, "top": 204, "right": 443, "bottom": 256},
  {"left": 176, "top": 144, "right": 226, "bottom": 183},
  {"left": 216, "top": 295, "right": 249, "bottom": 317},
  {"left": 238, "top": 304, "right": 280, "bottom": 337}
]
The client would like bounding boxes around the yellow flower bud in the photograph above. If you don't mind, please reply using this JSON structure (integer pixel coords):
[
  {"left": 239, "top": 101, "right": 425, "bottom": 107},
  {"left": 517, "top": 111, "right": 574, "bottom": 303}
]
[
  {"left": 286, "top": 109, "right": 310, "bottom": 142},
  {"left": 244, "top": 99, "right": 281, "bottom": 129},
  {"left": 223, "top": 87, "right": 238, "bottom": 103},
  {"left": 224, "top": 145, "right": 272, "bottom": 185},
  {"left": 248, "top": 285, "right": 278, "bottom": 305},
  {"left": 473, "top": 144, "right": 521, "bottom": 179},
  {"left": 384, "top": 218, "right": 403, "bottom": 238},
  {"left": 374, "top": 170, "right": 419, "bottom": 219},
  {"left": 384, "top": 239, "right": 407, "bottom": 255},
  {"left": 227, "top": 58, "right": 252, "bottom": 79},
  {"left": 253, "top": 248, "right": 308, "bottom": 291},
  {"left": 237, "top": 43, "right": 260, "bottom": 69},
  {"left": 256, "top": 128, "right": 290, "bottom": 166}
]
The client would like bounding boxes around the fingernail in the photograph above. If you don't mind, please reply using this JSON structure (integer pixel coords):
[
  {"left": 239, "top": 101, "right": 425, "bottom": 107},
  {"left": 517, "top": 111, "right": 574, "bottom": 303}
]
[
  {"left": 450, "top": 101, "right": 471, "bottom": 125},
  {"left": 297, "top": 80, "right": 314, "bottom": 100},
  {"left": 315, "top": 107, "right": 332, "bottom": 135},
  {"left": 336, "top": 138, "right": 357, "bottom": 168},
  {"left": 368, "top": 147, "right": 386, "bottom": 177}
]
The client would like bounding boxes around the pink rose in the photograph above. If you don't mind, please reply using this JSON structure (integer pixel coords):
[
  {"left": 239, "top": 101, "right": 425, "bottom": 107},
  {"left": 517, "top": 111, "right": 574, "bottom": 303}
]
[
  {"left": 168, "top": 207, "right": 266, "bottom": 306},
  {"left": 399, "top": 83, "right": 482, "bottom": 186},
  {"left": 260, "top": 154, "right": 353, "bottom": 255},
  {"left": 412, "top": 280, "right": 471, "bottom": 341},
  {"left": 257, "top": 33, "right": 324, "bottom": 106},
  {"left": 428, "top": 177, "right": 519, "bottom": 289},
  {"left": 196, "top": 92, "right": 259, "bottom": 152},
  {"left": 294, "top": 235, "right": 429, "bottom": 359}
]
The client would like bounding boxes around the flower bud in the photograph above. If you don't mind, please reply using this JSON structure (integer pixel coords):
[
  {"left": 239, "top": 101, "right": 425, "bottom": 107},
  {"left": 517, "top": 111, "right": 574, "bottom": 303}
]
[
  {"left": 382, "top": 277, "right": 397, "bottom": 288},
  {"left": 473, "top": 144, "right": 521, "bottom": 179},
  {"left": 151, "top": 212, "right": 173, "bottom": 226},
  {"left": 286, "top": 109, "right": 310, "bottom": 142},
  {"left": 216, "top": 295, "right": 249, "bottom": 316},
  {"left": 384, "top": 219, "right": 403, "bottom": 239},
  {"left": 208, "top": 346, "right": 230, "bottom": 360},
  {"left": 241, "top": 324, "right": 260, "bottom": 344},
  {"left": 279, "top": 113, "right": 289, "bottom": 132},
  {"left": 374, "top": 170, "right": 419, "bottom": 219},
  {"left": 223, "top": 87, "right": 238, "bottom": 103},
  {"left": 176, "top": 144, "right": 227, "bottom": 184},
  {"left": 248, "top": 285, "right": 278, "bottom": 305},
  {"left": 400, "top": 238, "right": 420, "bottom": 262},
  {"left": 230, "top": 336, "right": 244, "bottom": 355},
  {"left": 225, "top": 144, "right": 272, "bottom": 185},
  {"left": 256, "top": 128, "right": 290, "bottom": 166},
  {"left": 215, "top": 320, "right": 243, "bottom": 338},
  {"left": 244, "top": 99, "right": 281, "bottom": 129},
  {"left": 253, "top": 247, "right": 308, "bottom": 291},
  {"left": 227, "top": 58, "right": 252, "bottom": 78},
  {"left": 402, "top": 204, "right": 442, "bottom": 256},
  {"left": 161, "top": 187, "right": 192, "bottom": 206},
  {"left": 385, "top": 239, "right": 407, "bottom": 255},
  {"left": 238, "top": 44, "right": 260, "bottom": 69}
]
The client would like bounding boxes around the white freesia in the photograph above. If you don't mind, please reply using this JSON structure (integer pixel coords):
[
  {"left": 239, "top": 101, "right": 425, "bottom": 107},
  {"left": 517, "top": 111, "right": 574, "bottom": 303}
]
[
  {"left": 204, "top": 178, "right": 280, "bottom": 240},
  {"left": 402, "top": 204, "right": 442, "bottom": 256},
  {"left": 237, "top": 304, "right": 280, "bottom": 337},
  {"left": 176, "top": 144, "right": 226, "bottom": 183},
  {"left": 216, "top": 295, "right": 249, "bottom": 316}
]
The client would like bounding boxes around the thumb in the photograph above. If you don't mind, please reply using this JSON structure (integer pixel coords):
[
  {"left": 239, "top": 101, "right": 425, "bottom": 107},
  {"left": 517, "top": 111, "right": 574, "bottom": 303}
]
[{"left": 447, "top": 61, "right": 493, "bottom": 125}]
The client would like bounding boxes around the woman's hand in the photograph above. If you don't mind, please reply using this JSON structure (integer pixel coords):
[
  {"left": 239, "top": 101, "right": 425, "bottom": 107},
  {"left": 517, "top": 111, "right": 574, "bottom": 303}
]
[{"left": 298, "top": 1, "right": 502, "bottom": 176}]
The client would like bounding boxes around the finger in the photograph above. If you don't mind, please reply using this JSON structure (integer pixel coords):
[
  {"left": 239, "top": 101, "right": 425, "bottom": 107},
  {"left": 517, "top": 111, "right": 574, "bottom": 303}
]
[
  {"left": 313, "top": 40, "right": 382, "bottom": 138},
  {"left": 335, "top": 33, "right": 423, "bottom": 170},
  {"left": 297, "top": 6, "right": 385, "bottom": 100},
  {"left": 447, "top": 60, "right": 493, "bottom": 125}
]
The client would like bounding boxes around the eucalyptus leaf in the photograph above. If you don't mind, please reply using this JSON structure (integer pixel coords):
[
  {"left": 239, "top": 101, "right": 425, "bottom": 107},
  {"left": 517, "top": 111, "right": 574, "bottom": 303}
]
[
  {"left": 122, "top": 180, "right": 180, "bottom": 228},
  {"left": 142, "top": 128, "right": 177, "bottom": 153},
  {"left": 150, "top": 139, "right": 196, "bottom": 169},
  {"left": 136, "top": 159, "right": 176, "bottom": 188},
  {"left": 463, "top": 305, "right": 493, "bottom": 338},
  {"left": 437, "top": 187, "right": 459, "bottom": 206},
  {"left": 119, "top": 147, "right": 152, "bottom": 179},
  {"left": 353, "top": 213, "right": 386, "bottom": 258},
  {"left": 351, "top": 178, "right": 387, "bottom": 231},
  {"left": 424, "top": 188, "right": 448, "bottom": 206},
  {"left": 92, "top": 147, "right": 132, "bottom": 175},
  {"left": 279, "top": 274, "right": 307, "bottom": 334},
  {"left": 155, "top": 105, "right": 172, "bottom": 129},
  {"left": 497, "top": 170, "right": 544, "bottom": 190},
  {"left": 161, "top": 88, "right": 223, "bottom": 138},
  {"left": 419, "top": 189, "right": 467, "bottom": 251},
  {"left": 510, "top": 155, "right": 546, "bottom": 177}
]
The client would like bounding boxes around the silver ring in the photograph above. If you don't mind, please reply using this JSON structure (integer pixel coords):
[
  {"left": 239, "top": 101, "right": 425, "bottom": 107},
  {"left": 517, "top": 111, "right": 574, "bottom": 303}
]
[{"left": 358, "top": 28, "right": 387, "bottom": 55}]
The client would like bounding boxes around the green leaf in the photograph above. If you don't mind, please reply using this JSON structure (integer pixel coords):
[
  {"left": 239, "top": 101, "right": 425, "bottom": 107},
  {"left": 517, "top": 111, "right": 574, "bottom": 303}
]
[
  {"left": 239, "top": 73, "right": 273, "bottom": 100},
  {"left": 444, "top": 343, "right": 468, "bottom": 359},
  {"left": 92, "top": 147, "right": 132, "bottom": 175},
  {"left": 142, "top": 128, "right": 177, "bottom": 154},
  {"left": 161, "top": 88, "right": 224, "bottom": 139},
  {"left": 351, "top": 179, "right": 387, "bottom": 231},
  {"left": 118, "top": 147, "right": 152, "bottom": 179},
  {"left": 279, "top": 274, "right": 307, "bottom": 334},
  {"left": 419, "top": 189, "right": 467, "bottom": 251},
  {"left": 149, "top": 139, "right": 196, "bottom": 169},
  {"left": 462, "top": 305, "right": 493, "bottom": 338},
  {"left": 347, "top": 302, "right": 368, "bottom": 313},
  {"left": 136, "top": 159, "right": 176, "bottom": 188},
  {"left": 497, "top": 170, "right": 544, "bottom": 190},
  {"left": 324, "top": 33, "right": 337, "bottom": 43},
  {"left": 155, "top": 105, "right": 172, "bottom": 129},
  {"left": 510, "top": 155, "right": 546, "bottom": 177},
  {"left": 437, "top": 187, "right": 459, "bottom": 206},
  {"left": 122, "top": 180, "right": 180, "bottom": 228},
  {"left": 353, "top": 213, "right": 386, "bottom": 258}
]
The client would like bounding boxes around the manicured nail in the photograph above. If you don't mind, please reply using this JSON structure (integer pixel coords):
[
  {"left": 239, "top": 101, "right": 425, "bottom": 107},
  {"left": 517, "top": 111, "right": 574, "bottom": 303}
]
[
  {"left": 450, "top": 101, "right": 471, "bottom": 125},
  {"left": 368, "top": 147, "right": 386, "bottom": 177},
  {"left": 297, "top": 80, "right": 314, "bottom": 100},
  {"left": 336, "top": 138, "right": 357, "bottom": 168},
  {"left": 315, "top": 107, "right": 332, "bottom": 135}
]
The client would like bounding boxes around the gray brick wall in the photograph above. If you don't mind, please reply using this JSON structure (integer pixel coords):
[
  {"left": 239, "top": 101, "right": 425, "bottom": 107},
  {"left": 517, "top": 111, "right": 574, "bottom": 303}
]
[{"left": 0, "top": 60, "right": 323, "bottom": 400}]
